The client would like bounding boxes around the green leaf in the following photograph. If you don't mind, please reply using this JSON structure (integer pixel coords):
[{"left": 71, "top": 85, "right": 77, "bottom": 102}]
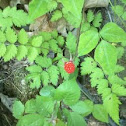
[
  {"left": 0, "top": 31, "right": 6, "bottom": 42},
  {"left": 39, "top": 86, "right": 55, "bottom": 97},
  {"left": 31, "top": 36, "right": 43, "bottom": 47},
  {"left": 87, "top": 10, "right": 94, "bottom": 23},
  {"left": 103, "top": 93, "right": 121, "bottom": 125},
  {"left": 81, "top": 22, "right": 90, "bottom": 32},
  {"left": 112, "top": 5, "right": 124, "bottom": 16},
  {"left": 114, "top": 65, "right": 124, "bottom": 73},
  {"left": 41, "top": 42, "right": 49, "bottom": 56},
  {"left": 41, "top": 71, "right": 50, "bottom": 86},
  {"left": 51, "top": 10, "right": 62, "bottom": 22},
  {"left": 18, "top": 29, "right": 28, "bottom": 44},
  {"left": 78, "top": 30, "right": 100, "bottom": 56},
  {"left": 6, "top": 27, "right": 17, "bottom": 43},
  {"left": 100, "top": 22, "right": 126, "bottom": 43},
  {"left": 93, "top": 12, "right": 102, "bottom": 27},
  {"left": 13, "top": 100, "right": 24, "bottom": 119},
  {"left": 92, "top": 104, "right": 108, "bottom": 123},
  {"left": 94, "top": 40, "right": 117, "bottom": 75},
  {"left": 121, "top": 0, "right": 126, "bottom": 4},
  {"left": 25, "top": 99, "right": 37, "bottom": 114},
  {"left": 27, "top": 47, "right": 38, "bottom": 62},
  {"left": 0, "top": 43, "right": 6, "bottom": 57},
  {"left": 102, "top": 88, "right": 111, "bottom": 101},
  {"left": 57, "top": 36, "right": 64, "bottom": 47},
  {"left": 40, "top": 32, "right": 52, "bottom": 41},
  {"left": 81, "top": 57, "right": 97, "bottom": 75},
  {"left": 26, "top": 65, "right": 42, "bottom": 73},
  {"left": 70, "top": 100, "right": 93, "bottom": 116},
  {"left": 48, "top": 65, "right": 59, "bottom": 86},
  {"left": 66, "top": 32, "right": 77, "bottom": 53},
  {"left": 122, "top": 12, "right": 126, "bottom": 20},
  {"left": 67, "top": 112, "right": 87, "bottom": 126},
  {"left": 29, "top": 0, "right": 57, "bottom": 20},
  {"left": 16, "top": 45, "right": 28, "bottom": 61},
  {"left": 35, "top": 56, "right": 52, "bottom": 68},
  {"left": 117, "top": 46, "right": 124, "bottom": 59},
  {"left": 112, "top": 84, "right": 126, "bottom": 96},
  {"left": 59, "top": 0, "right": 85, "bottom": 28},
  {"left": 51, "top": 30, "right": 58, "bottom": 39},
  {"left": 55, "top": 79, "right": 80, "bottom": 105},
  {"left": 17, "top": 114, "right": 44, "bottom": 126},
  {"left": 4, "top": 44, "right": 17, "bottom": 62},
  {"left": 49, "top": 39, "right": 59, "bottom": 52}
]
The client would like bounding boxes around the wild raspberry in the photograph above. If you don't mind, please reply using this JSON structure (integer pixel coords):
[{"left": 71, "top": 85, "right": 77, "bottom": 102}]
[{"left": 64, "top": 61, "right": 75, "bottom": 74}]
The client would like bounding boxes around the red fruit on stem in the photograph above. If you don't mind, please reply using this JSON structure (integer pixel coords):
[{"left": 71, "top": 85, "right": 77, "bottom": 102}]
[{"left": 64, "top": 61, "right": 75, "bottom": 74}]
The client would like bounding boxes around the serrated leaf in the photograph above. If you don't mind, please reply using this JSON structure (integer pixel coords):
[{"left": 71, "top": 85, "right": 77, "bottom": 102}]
[
  {"left": 54, "top": 79, "right": 80, "bottom": 105},
  {"left": 18, "top": 29, "right": 28, "bottom": 44},
  {"left": 29, "top": 0, "right": 57, "bottom": 20},
  {"left": 41, "top": 42, "right": 49, "bottom": 56},
  {"left": 40, "top": 32, "right": 52, "bottom": 41},
  {"left": 112, "top": 84, "right": 126, "bottom": 96},
  {"left": 81, "top": 57, "right": 97, "bottom": 75},
  {"left": 103, "top": 94, "right": 121, "bottom": 125},
  {"left": 17, "top": 114, "right": 44, "bottom": 126},
  {"left": 16, "top": 45, "right": 28, "bottom": 61},
  {"left": 81, "top": 22, "right": 90, "bottom": 32},
  {"left": 13, "top": 101, "right": 24, "bottom": 119},
  {"left": 66, "top": 32, "right": 77, "bottom": 53},
  {"left": 78, "top": 30, "right": 100, "bottom": 56},
  {"left": 70, "top": 100, "right": 93, "bottom": 116},
  {"left": 87, "top": 10, "right": 94, "bottom": 22},
  {"left": 67, "top": 112, "right": 87, "bottom": 126},
  {"left": 95, "top": 40, "right": 117, "bottom": 75},
  {"left": 31, "top": 36, "right": 43, "bottom": 47},
  {"left": 93, "top": 12, "right": 102, "bottom": 27},
  {"left": 57, "top": 36, "right": 64, "bottom": 47},
  {"left": 26, "top": 65, "right": 42, "bottom": 73},
  {"left": 49, "top": 39, "right": 59, "bottom": 52},
  {"left": 25, "top": 99, "right": 36, "bottom": 114},
  {"left": 51, "top": 30, "right": 58, "bottom": 39},
  {"left": 0, "top": 31, "right": 6, "bottom": 42},
  {"left": 48, "top": 65, "right": 59, "bottom": 86},
  {"left": 6, "top": 27, "right": 17, "bottom": 43},
  {"left": 27, "top": 47, "right": 38, "bottom": 62},
  {"left": 51, "top": 10, "right": 62, "bottom": 22},
  {"left": 35, "top": 56, "right": 52, "bottom": 68},
  {"left": 112, "top": 5, "right": 124, "bottom": 16},
  {"left": 41, "top": 71, "right": 50, "bottom": 86},
  {"left": 0, "top": 43, "right": 6, "bottom": 57},
  {"left": 102, "top": 88, "right": 111, "bottom": 101},
  {"left": 100, "top": 22, "right": 126, "bottom": 43},
  {"left": 4, "top": 44, "right": 17, "bottom": 62},
  {"left": 92, "top": 104, "right": 108, "bottom": 123}
]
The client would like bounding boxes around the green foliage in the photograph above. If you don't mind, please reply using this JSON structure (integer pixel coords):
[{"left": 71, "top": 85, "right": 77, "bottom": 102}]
[
  {"left": 78, "top": 30, "right": 100, "bottom": 56},
  {"left": 116, "top": 46, "right": 124, "bottom": 59},
  {"left": 93, "top": 12, "right": 102, "bottom": 28},
  {"left": 0, "top": 31, "right": 6, "bottom": 42},
  {"left": 13, "top": 101, "right": 24, "bottom": 119},
  {"left": 51, "top": 10, "right": 63, "bottom": 22},
  {"left": 29, "top": 0, "right": 57, "bottom": 20},
  {"left": 112, "top": 5, "right": 124, "bottom": 17},
  {"left": 87, "top": 10, "right": 94, "bottom": 23},
  {"left": 95, "top": 40, "right": 117, "bottom": 75}
]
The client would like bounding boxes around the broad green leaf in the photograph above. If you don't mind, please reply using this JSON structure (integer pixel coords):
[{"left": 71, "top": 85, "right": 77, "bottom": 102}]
[
  {"left": 67, "top": 112, "right": 87, "bottom": 126},
  {"left": 13, "top": 101, "right": 24, "bottom": 119},
  {"left": 26, "top": 65, "right": 42, "bottom": 73},
  {"left": 6, "top": 27, "right": 17, "bottom": 43},
  {"left": 4, "top": 44, "right": 17, "bottom": 62},
  {"left": 94, "top": 40, "right": 117, "bottom": 75},
  {"left": 103, "top": 93, "right": 121, "bottom": 124},
  {"left": 48, "top": 65, "right": 59, "bottom": 86},
  {"left": 56, "top": 119, "right": 66, "bottom": 126},
  {"left": 70, "top": 100, "right": 93, "bottom": 116},
  {"left": 17, "top": 114, "right": 44, "bottom": 126},
  {"left": 54, "top": 79, "right": 80, "bottom": 105},
  {"left": 31, "top": 36, "right": 43, "bottom": 47},
  {"left": 18, "top": 29, "right": 28, "bottom": 44},
  {"left": 100, "top": 22, "right": 126, "bottom": 43},
  {"left": 78, "top": 30, "right": 100, "bottom": 56},
  {"left": 16, "top": 45, "right": 28, "bottom": 61},
  {"left": 25, "top": 99, "right": 36, "bottom": 114},
  {"left": 66, "top": 32, "right": 77, "bottom": 53},
  {"left": 92, "top": 104, "right": 108, "bottom": 123},
  {"left": 0, "top": 43, "right": 6, "bottom": 57},
  {"left": 29, "top": 0, "right": 57, "bottom": 20},
  {"left": 41, "top": 71, "right": 50, "bottom": 86},
  {"left": 35, "top": 56, "right": 52, "bottom": 68}
]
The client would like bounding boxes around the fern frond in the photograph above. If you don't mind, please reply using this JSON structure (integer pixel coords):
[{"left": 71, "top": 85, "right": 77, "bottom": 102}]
[
  {"left": 6, "top": 27, "right": 17, "bottom": 43},
  {"left": 18, "top": 29, "right": 28, "bottom": 44},
  {"left": 16, "top": 45, "right": 28, "bottom": 61},
  {"left": 51, "top": 10, "right": 62, "bottom": 22},
  {"left": 93, "top": 12, "right": 102, "bottom": 28},
  {"left": 3, "top": 44, "right": 17, "bottom": 62},
  {"left": 87, "top": 10, "right": 94, "bottom": 23}
]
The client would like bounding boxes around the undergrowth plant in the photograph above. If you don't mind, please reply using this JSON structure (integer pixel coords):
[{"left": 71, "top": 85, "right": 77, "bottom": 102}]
[{"left": 0, "top": 0, "right": 126, "bottom": 126}]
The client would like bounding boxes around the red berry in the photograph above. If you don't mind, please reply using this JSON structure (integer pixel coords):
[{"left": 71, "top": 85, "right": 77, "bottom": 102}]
[{"left": 64, "top": 61, "right": 75, "bottom": 74}]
